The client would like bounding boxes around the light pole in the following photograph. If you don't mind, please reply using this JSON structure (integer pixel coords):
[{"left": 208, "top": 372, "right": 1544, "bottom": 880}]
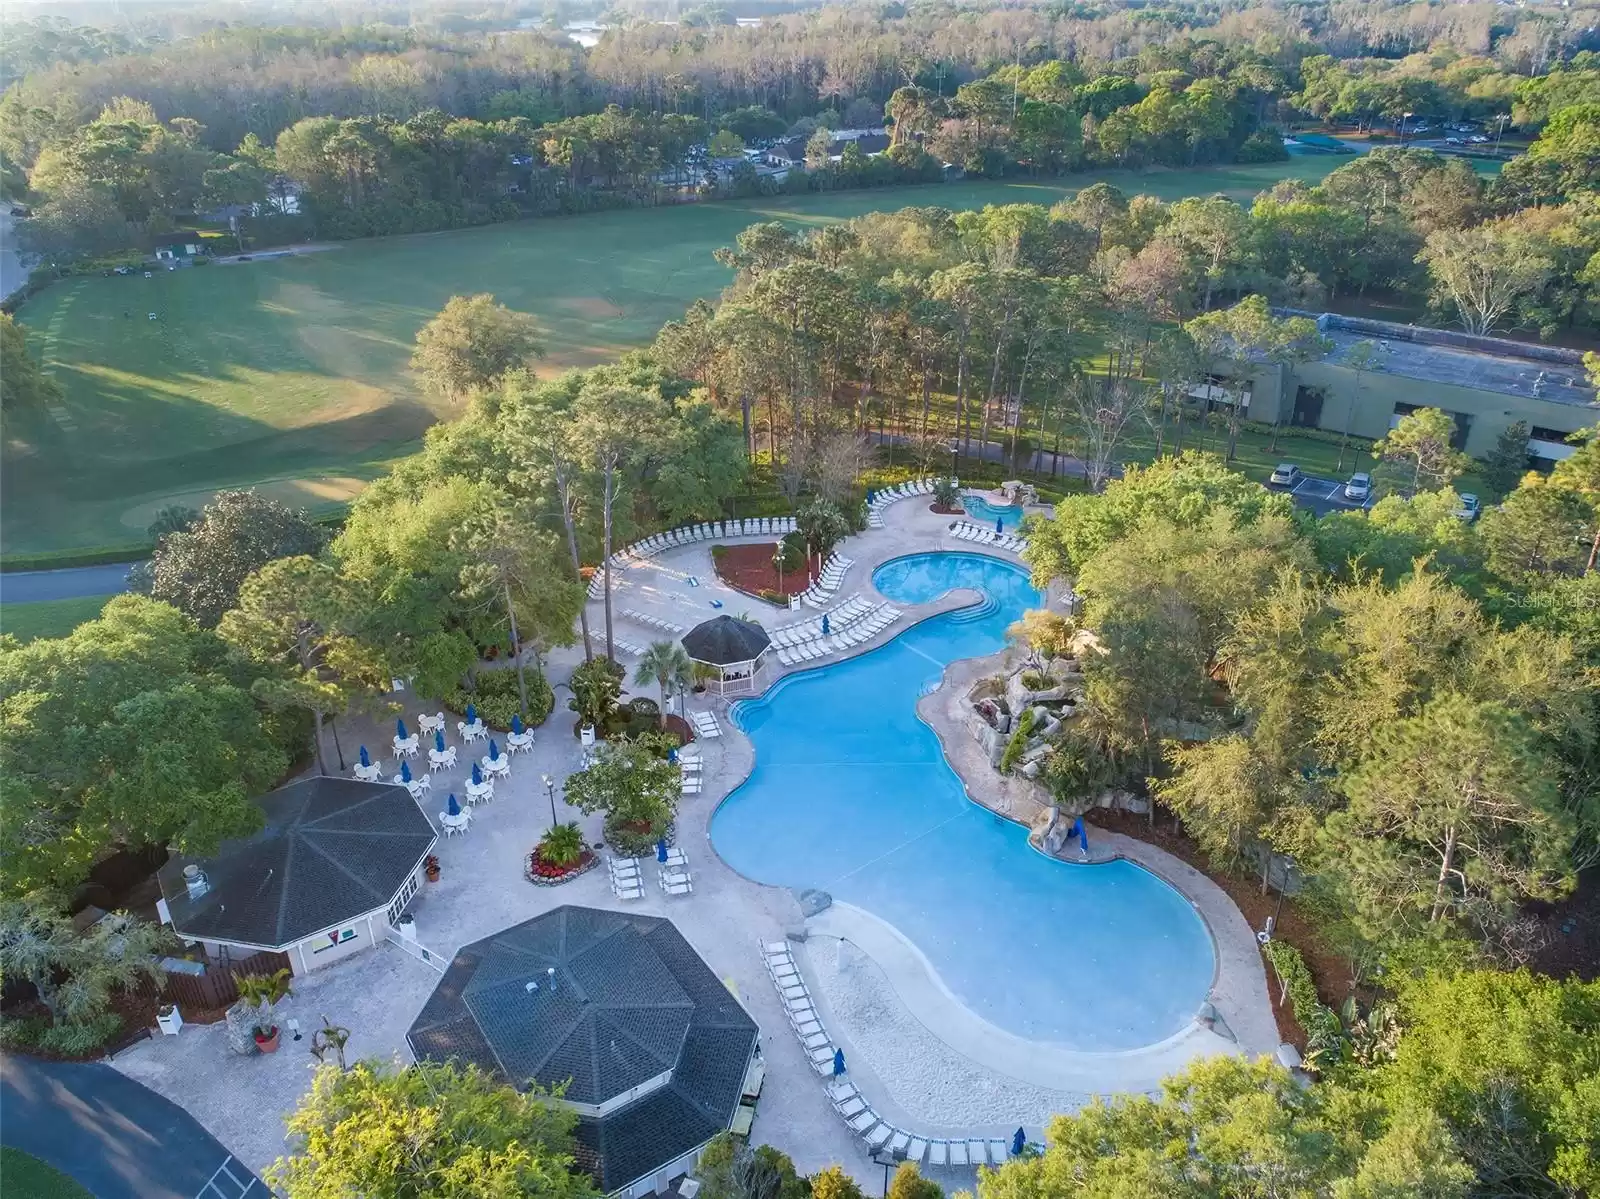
[
  {"left": 541, "top": 774, "right": 559, "bottom": 828},
  {"left": 328, "top": 715, "right": 346, "bottom": 772},
  {"left": 1398, "top": 110, "right": 1413, "bottom": 145},
  {"left": 1493, "top": 112, "right": 1510, "bottom": 153}
]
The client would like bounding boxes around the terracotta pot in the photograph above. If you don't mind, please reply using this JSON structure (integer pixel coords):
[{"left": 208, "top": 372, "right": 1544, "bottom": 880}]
[
  {"left": 425, "top": 865, "right": 441, "bottom": 882},
  {"left": 255, "top": 1027, "right": 281, "bottom": 1053}
]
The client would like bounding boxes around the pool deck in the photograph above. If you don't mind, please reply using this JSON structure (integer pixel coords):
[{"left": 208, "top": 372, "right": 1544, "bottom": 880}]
[{"left": 110, "top": 491, "right": 1277, "bottom": 1184}]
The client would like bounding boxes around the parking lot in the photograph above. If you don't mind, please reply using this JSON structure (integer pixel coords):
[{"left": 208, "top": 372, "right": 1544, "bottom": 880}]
[{"left": 1269, "top": 472, "right": 1376, "bottom": 518}]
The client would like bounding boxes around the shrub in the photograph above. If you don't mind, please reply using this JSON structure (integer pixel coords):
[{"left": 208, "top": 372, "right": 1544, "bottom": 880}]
[
  {"left": 759, "top": 589, "right": 787, "bottom": 605},
  {"left": 711, "top": 544, "right": 728, "bottom": 563},
  {"left": 932, "top": 478, "right": 960, "bottom": 508},
  {"left": 775, "top": 531, "right": 805, "bottom": 573},
  {"left": 536, "top": 822, "right": 585, "bottom": 868},
  {"left": 569, "top": 657, "right": 624, "bottom": 728},
  {"left": 999, "top": 708, "right": 1036, "bottom": 776},
  {"left": 605, "top": 813, "right": 671, "bottom": 857},
  {"left": 0, "top": 1015, "right": 48, "bottom": 1049},
  {"left": 36, "top": 1014, "right": 122, "bottom": 1057},
  {"left": 1261, "top": 940, "right": 1344, "bottom": 1067},
  {"left": 1021, "top": 671, "right": 1049, "bottom": 691},
  {"left": 448, "top": 667, "right": 553, "bottom": 730}
]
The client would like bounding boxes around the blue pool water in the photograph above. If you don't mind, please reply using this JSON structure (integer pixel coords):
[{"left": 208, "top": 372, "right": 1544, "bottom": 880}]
[
  {"left": 710, "top": 552, "right": 1215, "bottom": 1050},
  {"left": 960, "top": 493, "right": 1024, "bottom": 529}
]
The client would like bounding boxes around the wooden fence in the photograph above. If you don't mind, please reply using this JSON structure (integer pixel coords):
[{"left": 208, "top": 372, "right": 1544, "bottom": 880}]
[{"left": 161, "top": 948, "right": 292, "bottom": 1014}]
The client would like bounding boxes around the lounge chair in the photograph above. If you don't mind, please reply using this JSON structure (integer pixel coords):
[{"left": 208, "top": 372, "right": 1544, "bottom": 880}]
[
  {"left": 926, "top": 1141, "right": 948, "bottom": 1168},
  {"left": 947, "top": 1141, "right": 969, "bottom": 1167},
  {"left": 887, "top": 1131, "right": 911, "bottom": 1158},
  {"left": 847, "top": 1109, "right": 878, "bottom": 1134},
  {"left": 863, "top": 1124, "right": 893, "bottom": 1151},
  {"left": 967, "top": 1140, "right": 990, "bottom": 1165},
  {"left": 988, "top": 1139, "right": 1008, "bottom": 1163}
]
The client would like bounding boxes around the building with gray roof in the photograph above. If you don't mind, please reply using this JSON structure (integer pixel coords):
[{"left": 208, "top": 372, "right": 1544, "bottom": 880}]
[
  {"left": 408, "top": 906, "right": 759, "bottom": 1195},
  {"left": 157, "top": 777, "right": 436, "bottom": 975},
  {"left": 1203, "top": 312, "right": 1597, "bottom": 464}
]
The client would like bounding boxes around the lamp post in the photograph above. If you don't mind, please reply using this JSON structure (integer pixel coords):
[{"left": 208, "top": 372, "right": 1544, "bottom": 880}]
[
  {"left": 541, "top": 774, "right": 559, "bottom": 827},
  {"left": 1493, "top": 112, "right": 1510, "bottom": 153},
  {"left": 1398, "top": 110, "right": 1413, "bottom": 144},
  {"left": 329, "top": 715, "right": 346, "bottom": 772},
  {"left": 872, "top": 1151, "right": 896, "bottom": 1197}
]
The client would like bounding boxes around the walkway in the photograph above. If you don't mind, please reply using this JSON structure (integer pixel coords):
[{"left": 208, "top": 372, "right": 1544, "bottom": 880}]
[{"left": 1, "top": 1054, "right": 263, "bottom": 1199}]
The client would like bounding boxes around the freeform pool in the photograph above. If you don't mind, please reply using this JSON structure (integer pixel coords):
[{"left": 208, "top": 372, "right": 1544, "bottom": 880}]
[
  {"left": 710, "top": 552, "right": 1216, "bottom": 1051},
  {"left": 959, "top": 492, "right": 1024, "bottom": 530}
]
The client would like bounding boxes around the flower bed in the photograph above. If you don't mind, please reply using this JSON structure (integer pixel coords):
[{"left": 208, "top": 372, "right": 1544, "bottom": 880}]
[
  {"left": 605, "top": 816, "right": 676, "bottom": 859},
  {"left": 525, "top": 847, "right": 598, "bottom": 886},
  {"left": 710, "top": 541, "right": 812, "bottom": 604}
]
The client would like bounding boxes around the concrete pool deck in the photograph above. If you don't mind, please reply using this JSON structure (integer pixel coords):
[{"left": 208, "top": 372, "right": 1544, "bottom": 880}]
[{"left": 111, "top": 491, "right": 1276, "bottom": 1183}]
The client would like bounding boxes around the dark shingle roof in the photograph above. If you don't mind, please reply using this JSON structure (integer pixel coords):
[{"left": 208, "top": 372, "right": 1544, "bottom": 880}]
[
  {"left": 408, "top": 906, "right": 759, "bottom": 1192},
  {"left": 681, "top": 615, "right": 769, "bottom": 666},
  {"left": 158, "top": 777, "right": 435, "bottom": 949}
]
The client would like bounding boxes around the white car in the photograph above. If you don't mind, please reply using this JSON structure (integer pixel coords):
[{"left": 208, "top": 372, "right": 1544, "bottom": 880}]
[
  {"left": 1455, "top": 493, "right": 1481, "bottom": 521},
  {"left": 1343, "top": 472, "right": 1372, "bottom": 501},
  {"left": 1269, "top": 463, "right": 1303, "bottom": 488}
]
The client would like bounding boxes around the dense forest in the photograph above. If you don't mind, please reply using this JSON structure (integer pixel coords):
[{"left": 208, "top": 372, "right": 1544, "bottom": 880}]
[{"left": 3, "top": 0, "right": 1598, "bottom": 258}]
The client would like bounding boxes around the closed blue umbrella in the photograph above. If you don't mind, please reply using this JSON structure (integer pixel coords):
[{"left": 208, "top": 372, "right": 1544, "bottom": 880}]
[
  {"left": 831, "top": 1049, "right": 846, "bottom": 1077},
  {"left": 996, "top": 515, "right": 1004, "bottom": 534},
  {"left": 668, "top": 747, "right": 678, "bottom": 764},
  {"left": 657, "top": 839, "right": 669, "bottom": 863},
  {"left": 511, "top": 714, "right": 524, "bottom": 735},
  {"left": 1012, "top": 1128, "right": 1026, "bottom": 1156},
  {"left": 821, "top": 614, "right": 830, "bottom": 636},
  {"left": 472, "top": 762, "right": 482, "bottom": 785},
  {"left": 359, "top": 745, "right": 370, "bottom": 768},
  {"left": 435, "top": 729, "right": 446, "bottom": 753},
  {"left": 466, "top": 702, "right": 477, "bottom": 724},
  {"left": 488, "top": 739, "right": 500, "bottom": 762},
  {"left": 400, "top": 760, "right": 412, "bottom": 783},
  {"left": 447, "top": 793, "right": 461, "bottom": 817},
  {"left": 396, "top": 717, "right": 408, "bottom": 739}
]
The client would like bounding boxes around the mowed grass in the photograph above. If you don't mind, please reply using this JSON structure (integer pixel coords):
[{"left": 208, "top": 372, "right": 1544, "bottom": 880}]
[
  {"left": 5, "top": 158, "right": 1347, "bottom": 557},
  {"left": 0, "top": 595, "right": 111, "bottom": 641},
  {"left": 0, "top": 1146, "right": 96, "bottom": 1199}
]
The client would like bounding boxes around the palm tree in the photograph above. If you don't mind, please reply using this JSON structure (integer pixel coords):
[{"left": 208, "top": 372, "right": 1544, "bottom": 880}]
[{"left": 635, "top": 640, "right": 694, "bottom": 728}]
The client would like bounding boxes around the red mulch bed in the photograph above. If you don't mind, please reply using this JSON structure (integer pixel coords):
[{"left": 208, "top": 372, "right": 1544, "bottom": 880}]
[
  {"left": 713, "top": 543, "right": 811, "bottom": 599},
  {"left": 527, "top": 847, "right": 596, "bottom": 882},
  {"left": 1087, "top": 807, "right": 1356, "bottom": 1051}
]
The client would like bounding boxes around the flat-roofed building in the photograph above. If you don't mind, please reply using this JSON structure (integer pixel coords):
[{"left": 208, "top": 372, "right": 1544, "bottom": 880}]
[{"left": 1204, "top": 312, "right": 1597, "bottom": 464}]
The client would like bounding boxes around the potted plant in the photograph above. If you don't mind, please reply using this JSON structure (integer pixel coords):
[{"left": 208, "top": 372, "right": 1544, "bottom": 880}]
[
  {"left": 424, "top": 853, "right": 441, "bottom": 882},
  {"left": 234, "top": 968, "right": 293, "bottom": 1054}
]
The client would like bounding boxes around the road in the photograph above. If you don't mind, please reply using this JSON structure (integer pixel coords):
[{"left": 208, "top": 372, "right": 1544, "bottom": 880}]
[
  {"left": 1, "top": 206, "right": 29, "bottom": 300},
  {"left": 0, "top": 1054, "right": 263, "bottom": 1199},
  {"left": 0, "top": 563, "right": 137, "bottom": 603}
]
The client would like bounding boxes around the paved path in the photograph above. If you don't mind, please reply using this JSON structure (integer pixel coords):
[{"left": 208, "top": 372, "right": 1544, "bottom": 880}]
[
  {"left": 0, "top": 563, "right": 137, "bottom": 603},
  {"left": 1, "top": 1054, "right": 263, "bottom": 1199}
]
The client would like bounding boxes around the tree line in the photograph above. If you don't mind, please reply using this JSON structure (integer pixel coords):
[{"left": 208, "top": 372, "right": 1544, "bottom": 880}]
[
  {"left": 641, "top": 146, "right": 1595, "bottom": 509},
  {"left": 5, "top": 1, "right": 1597, "bottom": 258}
]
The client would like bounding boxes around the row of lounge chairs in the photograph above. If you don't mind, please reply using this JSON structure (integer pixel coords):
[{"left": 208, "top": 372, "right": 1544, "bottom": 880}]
[
  {"left": 763, "top": 939, "right": 1021, "bottom": 1171},
  {"left": 763, "top": 941, "right": 841, "bottom": 1076},
  {"left": 773, "top": 602, "right": 902, "bottom": 667},
  {"left": 609, "top": 851, "right": 693, "bottom": 898},
  {"left": 800, "top": 553, "right": 854, "bottom": 608},
  {"left": 948, "top": 521, "right": 1029, "bottom": 553},
  {"left": 585, "top": 517, "right": 801, "bottom": 598},
  {"left": 692, "top": 710, "right": 722, "bottom": 739},
  {"left": 866, "top": 477, "right": 943, "bottom": 528},
  {"left": 623, "top": 608, "right": 685, "bottom": 635}
]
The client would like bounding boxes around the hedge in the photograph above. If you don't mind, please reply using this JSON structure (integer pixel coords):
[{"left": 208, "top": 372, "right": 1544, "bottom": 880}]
[
  {"left": 447, "top": 666, "right": 554, "bottom": 730},
  {"left": 1261, "top": 939, "right": 1344, "bottom": 1066}
]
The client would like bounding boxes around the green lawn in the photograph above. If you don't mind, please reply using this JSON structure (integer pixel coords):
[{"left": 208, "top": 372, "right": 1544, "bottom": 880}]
[
  {"left": 0, "top": 1146, "right": 95, "bottom": 1199},
  {"left": 3, "top": 159, "right": 1346, "bottom": 558},
  {"left": 0, "top": 595, "right": 110, "bottom": 642}
]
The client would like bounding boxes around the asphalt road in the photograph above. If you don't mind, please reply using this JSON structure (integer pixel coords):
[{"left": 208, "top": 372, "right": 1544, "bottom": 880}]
[
  {"left": 0, "top": 1054, "right": 263, "bottom": 1199},
  {"left": 0, "top": 563, "right": 137, "bottom": 604}
]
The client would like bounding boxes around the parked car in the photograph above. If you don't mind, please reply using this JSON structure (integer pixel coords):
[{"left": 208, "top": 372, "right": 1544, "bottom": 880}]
[
  {"left": 1445, "top": 137, "right": 1463, "bottom": 145},
  {"left": 1455, "top": 493, "right": 1481, "bottom": 521},
  {"left": 1343, "top": 472, "right": 1372, "bottom": 501},
  {"left": 1469, "top": 134, "right": 1490, "bottom": 144},
  {"left": 1269, "top": 463, "right": 1303, "bottom": 488}
]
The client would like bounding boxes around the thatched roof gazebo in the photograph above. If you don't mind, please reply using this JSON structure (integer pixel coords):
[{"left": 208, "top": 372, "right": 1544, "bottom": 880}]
[{"left": 681, "top": 614, "right": 771, "bottom": 697}]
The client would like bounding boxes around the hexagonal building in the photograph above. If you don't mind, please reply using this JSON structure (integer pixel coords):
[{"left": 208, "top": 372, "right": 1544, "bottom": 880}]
[{"left": 407, "top": 905, "right": 759, "bottom": 1195}]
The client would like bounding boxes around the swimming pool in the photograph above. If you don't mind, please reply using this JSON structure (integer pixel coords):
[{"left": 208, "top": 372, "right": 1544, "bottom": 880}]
[
  {"left": 710, "top": 552, "right": 1215, "bottom": 1051},
  {"left": 960, "top": 492, "right": 1024, "bottom": 529}
]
